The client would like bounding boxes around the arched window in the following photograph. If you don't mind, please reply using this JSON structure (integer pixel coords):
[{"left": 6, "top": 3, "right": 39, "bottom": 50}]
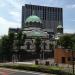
[{"left": 26, "top": 42, "right": 31, "bottom": 49}]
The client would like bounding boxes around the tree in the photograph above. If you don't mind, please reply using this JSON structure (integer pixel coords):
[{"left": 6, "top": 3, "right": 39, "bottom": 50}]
[
  {"left": 16, "top": 31, "right": 22, "bottom": 50},
  {"left": 8, "top": 32, "right": 15, "bottom": 52},
  {"left": 22, "top": 34, "right": 27, "bottom": 45},
  {"left": 58, "top": 34, "right": 75, "bottom": 74},
  {"left": 0, "top": 38, "right": 2, "bottom": 53},
  {"left": 35, "top": 37, "right": 41, "bottom": 58},
  {"left": 71, "top": 34, "right": 75, "bottom": 49},
  {"left": 16, "top": 31, "right": 27, "bottom": 61},
  {"left": 58, "top": 35, "right": 72, "bottom": 49},
  {"left": 0, "top": 32, "right": 15, "bottom": 62},
  {"left": 17, "top": 31, "right": 27, "bottom": 50},
  {"left": 1, "top": 35, "right": 11, "bottom": 61},
  {"left": 49, "top": 43, "right": 54, "bottom": 50},
  {"left": 0, "top": 38, "right": 3, "bottom": 62}
]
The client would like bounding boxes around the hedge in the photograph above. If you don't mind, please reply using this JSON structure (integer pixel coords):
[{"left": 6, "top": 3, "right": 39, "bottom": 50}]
[{"left": 0, "top": 64, "right": 73, "bottom": 75}]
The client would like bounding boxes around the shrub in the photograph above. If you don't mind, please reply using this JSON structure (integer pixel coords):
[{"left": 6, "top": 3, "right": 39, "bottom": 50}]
[{"left": 0, "top": 64, "right": 73, "bottom": 75}]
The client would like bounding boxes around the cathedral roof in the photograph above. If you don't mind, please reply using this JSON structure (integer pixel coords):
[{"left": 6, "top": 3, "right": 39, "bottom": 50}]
[
  {"left": 25, "top": 15, "right": 42, "bottom": 23},
  {"left": 22, "top": 27, "right": 48, "bottom": 37}
]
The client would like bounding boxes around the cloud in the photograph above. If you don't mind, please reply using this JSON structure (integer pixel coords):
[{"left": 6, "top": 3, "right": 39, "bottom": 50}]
[
  {"left": 64, "top": 28, "right": 75, "bottom": 33},
  {"left": 10, "top": 11, "right": 20, "bottom": 17},
  {"left": 66, "top": 4, "right": 75, "bottom": 8},
  {"left": 0, "top": 17, "right": 20, "bottom": 36},
  {"left": 72, "top": 19, "right": 75, "bottom": 21},
  {"left": 0, "top": 0, "right": 22, "bottom": 36},
  {"left": 0, "top": 0, "right": 6, "bottom": 8},
  {"left": 5, "top": 0, "right": 21, "bottom": 10},
  {"left": 0, "top": 3, "right": 5, "bottom": 8},
  {"left": 9, "top": 11, "right": 21, "bottom": 22},
  {"left": 21, "top": 0, "right": 59, "bottom": 6}
]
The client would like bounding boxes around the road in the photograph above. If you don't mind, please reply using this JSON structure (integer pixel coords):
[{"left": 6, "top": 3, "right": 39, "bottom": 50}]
[{"left": 0, "top": 68, "right": 52, "bottom": 75}]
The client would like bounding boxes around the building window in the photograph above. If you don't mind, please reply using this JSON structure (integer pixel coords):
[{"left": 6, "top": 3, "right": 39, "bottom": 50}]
[{"left": 61, "top": 57, "right": 66, "bottom": 63}]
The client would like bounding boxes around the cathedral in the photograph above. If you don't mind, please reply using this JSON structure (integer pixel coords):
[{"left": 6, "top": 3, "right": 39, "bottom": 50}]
[{"left": 9, "top": 11, "right": 63, "bottom": 61}]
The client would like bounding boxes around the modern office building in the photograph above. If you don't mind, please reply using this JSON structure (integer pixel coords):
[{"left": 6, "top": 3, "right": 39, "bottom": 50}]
[{"left": 22, "top": 4, "right": 63, "bottom": 34}]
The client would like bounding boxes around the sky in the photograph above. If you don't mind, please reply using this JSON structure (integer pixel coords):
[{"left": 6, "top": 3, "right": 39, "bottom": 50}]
[{"left": 0, "top": 0, "right": 75, "bottom": 36}]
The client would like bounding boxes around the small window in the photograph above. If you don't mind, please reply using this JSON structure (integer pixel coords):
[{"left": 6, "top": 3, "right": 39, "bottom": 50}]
[{"left": 62, "top": 57, "right": 65, "bottom": 63}]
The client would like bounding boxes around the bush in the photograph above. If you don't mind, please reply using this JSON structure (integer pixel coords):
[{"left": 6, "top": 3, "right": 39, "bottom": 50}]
[{"left": 0, "top": 64, "right": 73, "bottom": 75}]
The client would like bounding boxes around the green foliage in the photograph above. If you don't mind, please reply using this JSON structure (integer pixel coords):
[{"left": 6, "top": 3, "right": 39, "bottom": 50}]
[
  {"left": 0, "top": 31, "right": 26, "bottom": 61},
  {"left": 0, "top": 35, "right": 13, "bottom": 61},
  {"left": 71, "top": 34, "right": 75, "bottom": 50},
  {"left": 22, "top": 34, "right": 27, "bottom": 45},
  {"left": 49, "top": 43, "right": 54, "bottom": 50},
  {"left": 35, "top": 37, "right": 41, "bottom": 53},
  {"left": 0, "top": 38, "right": 2, "bottom": 53},
  {"left": 0, "top": 64, "right": 72, "bottom": 75},
  {"left": 0, "top": 31, "right": 27, "bottom": 62},
  {"left": 16, "top": 31, "right": 27, "bottom": 50},
  {"left": 16, "top": 31, "right": 22, "bottom": 48},
  {"left": 35, "top": 37, "right": 41, "bottom": 44},
  {"left": 1, "top": 35, "right": 10, "bottom": 52},
  {"left": 58, "top": 34, "right": 75, "bottom": 49},
  {"left": 59, "top": 35, "right": 72, "bottom": 49},
  {"left": 8, "top": 32, "right": 15, "bottom": 50}
]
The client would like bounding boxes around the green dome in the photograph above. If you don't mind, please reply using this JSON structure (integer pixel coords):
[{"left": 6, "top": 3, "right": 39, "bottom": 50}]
[
  {"left": 57, "top": 25, "right": 63, "bottom": 29},
  {"left": 25, "top": 15, "right": 42, "bottom": 23}
]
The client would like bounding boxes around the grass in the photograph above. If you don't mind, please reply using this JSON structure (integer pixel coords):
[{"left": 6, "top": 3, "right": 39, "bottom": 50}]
[{"left": 48, "top": 66, "right": 64, "bottom": 70}]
